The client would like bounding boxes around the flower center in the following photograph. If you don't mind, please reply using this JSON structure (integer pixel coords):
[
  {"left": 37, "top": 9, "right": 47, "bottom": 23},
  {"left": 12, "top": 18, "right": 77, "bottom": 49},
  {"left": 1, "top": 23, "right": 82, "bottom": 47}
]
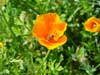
[
  {"left": 46, "top": 31, "right": 60, "bottom": 41},
  {"left": 92, "top": 23, "right": 97, "bottom": 28},
  {"left": 47, "top": 34, "right": 54, "bottom": 40}
]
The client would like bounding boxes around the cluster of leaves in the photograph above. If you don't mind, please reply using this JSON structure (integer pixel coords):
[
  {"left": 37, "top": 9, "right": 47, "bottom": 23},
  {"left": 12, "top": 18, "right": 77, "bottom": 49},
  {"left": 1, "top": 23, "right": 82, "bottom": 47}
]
[{"left": 0, "top": 0, "right": 100, "bottom": 75}]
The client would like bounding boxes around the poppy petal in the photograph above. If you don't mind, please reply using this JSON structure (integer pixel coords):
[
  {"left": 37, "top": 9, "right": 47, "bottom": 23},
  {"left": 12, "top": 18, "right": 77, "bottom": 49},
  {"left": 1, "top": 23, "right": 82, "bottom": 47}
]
[
  {"left": 32, "top": 16, "right": 49, "bottom": 39},
  {"left": 32, "top": 13, "right": 60, "bottom": 39},
  {"left": 54, "top": 22, "right": 67, "bottom": 40},
  {"left": 49, "top": 22, "right": 67, "bottom": 41},
  {"left": 38, "top": 35, "right": 67, "bottom": 50},
  {"left": 43, "top": 13, "right": 60, "bottom": 24},
  {"left": 56, "top": 22, "right": 67, "bottom": 31}
]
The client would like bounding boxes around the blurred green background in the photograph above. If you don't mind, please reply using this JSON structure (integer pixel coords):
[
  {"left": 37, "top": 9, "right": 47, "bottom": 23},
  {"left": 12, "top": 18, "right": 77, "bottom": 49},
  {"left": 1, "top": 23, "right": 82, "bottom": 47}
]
[{"left": 0, "top": 0, "right": 100, "bottom": 75}]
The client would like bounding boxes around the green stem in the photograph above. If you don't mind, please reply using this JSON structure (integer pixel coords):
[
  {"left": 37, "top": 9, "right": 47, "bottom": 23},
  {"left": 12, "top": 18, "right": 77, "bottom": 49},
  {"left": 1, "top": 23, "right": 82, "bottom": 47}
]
[
  {"left": 43, "top": 50, "right": 50, "bottom": 75},
  {"left": 95, "top": 64, "right": 100, "bottom": 69},
  {"left": 43, "top": 50, "right": 50, "bottom": 61},
  {"left": 68, "top": 7, "right": 81, "bottom": 22},
  {"left": 37, "top": 50, "right": 51, "bottom": 75}
]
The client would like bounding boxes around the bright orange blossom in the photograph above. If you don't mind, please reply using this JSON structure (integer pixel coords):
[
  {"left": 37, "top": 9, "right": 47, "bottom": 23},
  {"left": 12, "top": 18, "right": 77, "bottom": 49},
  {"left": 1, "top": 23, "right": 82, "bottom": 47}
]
[
  {"left": 84, "top": 17, "right": 100, "bottom": 32},
  {"left": 32, "top": 13, "right": 67, "bottom": 50}
]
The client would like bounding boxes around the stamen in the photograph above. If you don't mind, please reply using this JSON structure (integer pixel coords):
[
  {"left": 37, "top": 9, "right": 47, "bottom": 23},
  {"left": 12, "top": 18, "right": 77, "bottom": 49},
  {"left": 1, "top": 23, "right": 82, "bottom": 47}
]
[
  {"left": 93, "top": 24, "right": 96, "bottom": 28},
  {"left": 47, "top": 34, "right": 54, "bottom": 40}
]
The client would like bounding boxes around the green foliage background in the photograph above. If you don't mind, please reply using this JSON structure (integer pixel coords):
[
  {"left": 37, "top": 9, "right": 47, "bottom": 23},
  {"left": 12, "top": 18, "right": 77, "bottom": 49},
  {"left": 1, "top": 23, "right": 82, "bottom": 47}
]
[{"left": 0, "top": 0, "right": 100, "bottom": 75}]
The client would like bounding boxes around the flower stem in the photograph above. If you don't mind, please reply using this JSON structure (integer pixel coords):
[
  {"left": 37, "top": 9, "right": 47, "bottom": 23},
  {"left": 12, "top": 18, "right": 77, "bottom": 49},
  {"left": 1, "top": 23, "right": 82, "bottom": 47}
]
[
  {"left": 43, "top": 50, "right": 50, "bottom": 61},
  {"left": 37, "top": 50, "right": 50, "bottom": 74},
  {"left": 95, "top": 64, "right": 100, "bottom": 69}
]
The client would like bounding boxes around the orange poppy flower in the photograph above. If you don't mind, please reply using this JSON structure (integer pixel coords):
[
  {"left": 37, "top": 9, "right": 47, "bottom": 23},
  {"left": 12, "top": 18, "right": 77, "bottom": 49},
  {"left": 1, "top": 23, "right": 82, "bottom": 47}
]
[
  {"left": 32, "top": 13, "right": 67, "bottom": 50},
  {"left": 84, "top": 17, "right": 100, "bottom": 32}
]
